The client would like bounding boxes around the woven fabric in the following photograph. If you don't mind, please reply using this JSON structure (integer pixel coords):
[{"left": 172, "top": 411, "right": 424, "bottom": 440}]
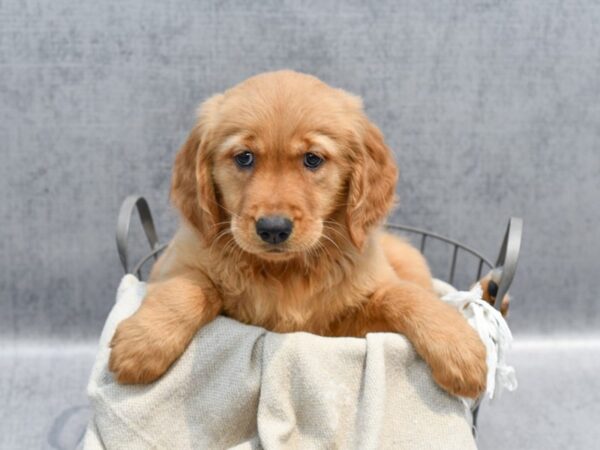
[{"left": 83, "top": 275, "right": 476, "bottom": 449}]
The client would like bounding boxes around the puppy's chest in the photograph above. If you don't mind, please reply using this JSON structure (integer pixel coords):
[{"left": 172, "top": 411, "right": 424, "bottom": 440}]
[{"left": 220, "top": 274, "right": 367, "bottom": 333}]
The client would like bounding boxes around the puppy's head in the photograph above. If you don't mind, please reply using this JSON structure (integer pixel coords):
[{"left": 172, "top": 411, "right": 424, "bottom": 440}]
[{"left": 171, "top": 70, "right": 397, "bottom": 261}]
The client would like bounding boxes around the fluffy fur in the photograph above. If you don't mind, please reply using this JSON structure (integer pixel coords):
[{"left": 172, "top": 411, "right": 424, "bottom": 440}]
[{"left": 109, "top": 71, "right": 487, "bottom": 398}]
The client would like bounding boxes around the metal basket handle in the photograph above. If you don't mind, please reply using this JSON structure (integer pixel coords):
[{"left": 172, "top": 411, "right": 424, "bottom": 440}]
[
  {"left": 492, "top": 217, "right": 523, "bottom": 311},
  {"left": 116, "top": 195, "right": 160, "bottom": 274}
]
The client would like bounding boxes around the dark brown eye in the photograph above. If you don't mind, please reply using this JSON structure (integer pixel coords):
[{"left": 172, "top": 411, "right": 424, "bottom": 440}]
[
  {"left": 234, "top": 151, "right": 254, "bottom": 168},
  {"left": 303, "top": 152, "right": 323, "bottom": 170}
]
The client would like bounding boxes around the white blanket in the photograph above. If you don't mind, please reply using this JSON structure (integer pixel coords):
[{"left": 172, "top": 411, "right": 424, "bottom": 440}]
[{"left": 83, "top": 275, "right": 478, "bottom": 449}]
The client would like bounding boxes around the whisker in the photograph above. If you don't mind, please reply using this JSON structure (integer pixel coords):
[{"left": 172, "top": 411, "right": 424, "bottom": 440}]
[
  {"left": 322, "top": 224, "right": 352, "bottom": 248},
  {"left": 216, "top": 234, "right": 239, "bottom": 261},
  {"left": 213, "top": 202, "right": 240, "bottom": 219},
  {"left": 320, "top": 234, "right": 342, "bottom": 254},
  {"left": 322, "top": 224, "right": 347, "bottom": 239},
  {"left": 209, "top": 229, "right": 234, "bottom": 255}
]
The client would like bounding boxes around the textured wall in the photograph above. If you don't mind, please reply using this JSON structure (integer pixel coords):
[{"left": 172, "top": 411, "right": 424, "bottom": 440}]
[{"left": 1, "top": 0, "right": 599, "bottom": 340}]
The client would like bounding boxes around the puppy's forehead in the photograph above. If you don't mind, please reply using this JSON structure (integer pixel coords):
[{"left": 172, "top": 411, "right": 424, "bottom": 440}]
[
  {"left": 211, "top": 72, "right": 364, "bottom": 155},
  {"left": 216, "top": 131, "right": 340, "bottom": 158}
]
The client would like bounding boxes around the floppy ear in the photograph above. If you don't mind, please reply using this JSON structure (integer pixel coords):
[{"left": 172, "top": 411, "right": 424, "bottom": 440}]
[
  {"left": 170, "top": 97, "right": 223, "bottom": 243},
  {"left": 346, "top": 120, "right": 398, "bottom": 249}
]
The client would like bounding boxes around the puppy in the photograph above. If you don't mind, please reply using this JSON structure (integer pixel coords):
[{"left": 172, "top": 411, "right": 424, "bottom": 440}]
[{"left": 109, "top": 71, "right": 487, "bottom": 398}]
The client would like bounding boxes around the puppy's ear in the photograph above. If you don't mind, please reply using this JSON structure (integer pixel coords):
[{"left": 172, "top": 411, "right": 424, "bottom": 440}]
[
  {"left": 171, "top": 95, "right": 223, "bottom": 243},
  {"left": 346, "top": 120, "right": 398, "bottom": 249}
]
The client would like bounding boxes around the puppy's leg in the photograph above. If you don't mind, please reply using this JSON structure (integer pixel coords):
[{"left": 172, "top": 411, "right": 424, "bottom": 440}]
[
  {"left": 109, "top": 272, "right": 222, "bottom": 384},
  {"left": 337, "top": 281, "right": 487, "bottom": 398},
  {"left": 383, "top": 232, "right": 511, "bottom": 316},
  {"left": 380, "top": 232, "right": 434, "bottom": 292}
]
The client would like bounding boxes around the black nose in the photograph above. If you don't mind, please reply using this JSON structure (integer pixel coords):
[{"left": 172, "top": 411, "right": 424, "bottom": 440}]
[{"left": 256, "top": 216, "right": 293, "bottom": 244}]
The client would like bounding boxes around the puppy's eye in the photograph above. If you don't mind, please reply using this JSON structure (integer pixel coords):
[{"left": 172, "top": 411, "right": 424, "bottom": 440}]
[
  {"left": 234, "top": 151, "right": 254, "bottom": 168},
  {"left": 303, "top": 152, "right": 323, "bottom": 170}
]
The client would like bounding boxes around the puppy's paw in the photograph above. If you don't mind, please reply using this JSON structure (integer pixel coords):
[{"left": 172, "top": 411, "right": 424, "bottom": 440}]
[
  {"left": 428, "top": 329, "right": 487, "bottom": 399},
  {"left": 109, "top": 317, "right": 178, "bottom": 384}
]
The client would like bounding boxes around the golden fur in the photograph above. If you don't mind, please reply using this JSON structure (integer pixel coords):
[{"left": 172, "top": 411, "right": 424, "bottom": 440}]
[{"left": 109, "top": 71, "right": 487, "bottom": 398}]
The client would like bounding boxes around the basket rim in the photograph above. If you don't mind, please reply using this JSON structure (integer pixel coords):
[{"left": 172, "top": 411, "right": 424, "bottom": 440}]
[{"left": 128, "top": 223, "right": 495, "bottom": 282}]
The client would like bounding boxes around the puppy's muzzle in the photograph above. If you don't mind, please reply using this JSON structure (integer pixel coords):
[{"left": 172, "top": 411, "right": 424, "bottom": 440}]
[{"left": 256, "top": 216, "right": 293, "bottom": 244}]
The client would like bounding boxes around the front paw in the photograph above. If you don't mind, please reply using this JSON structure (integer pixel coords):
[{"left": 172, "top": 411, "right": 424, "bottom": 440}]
[
  {"left": 109, "top": 317, "right": 178, "bottom": 384},
  {"left": 428, "top": 330, "right": 487, "bottom": 399}
]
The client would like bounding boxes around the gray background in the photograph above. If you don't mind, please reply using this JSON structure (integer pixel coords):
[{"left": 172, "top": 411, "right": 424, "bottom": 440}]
[{"left": 1, "top": 1, "right": 599, "bottom": 449}]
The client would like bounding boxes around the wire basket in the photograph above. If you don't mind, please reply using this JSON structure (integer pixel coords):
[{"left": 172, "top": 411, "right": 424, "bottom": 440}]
[
  {"left": 115, "top": 195, "right": 523, "bottom": 436},
  {"left": 117, "top": 195, "right": 522, "bottom": 309}
]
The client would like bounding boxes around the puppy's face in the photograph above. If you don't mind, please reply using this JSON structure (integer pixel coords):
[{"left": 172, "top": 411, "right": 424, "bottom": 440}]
[
  {"left": 171, "top": 71, "right": 398, "bottom": 260},
  {"left": 213, "top": 130, "right": 347, "bottom": 260}
]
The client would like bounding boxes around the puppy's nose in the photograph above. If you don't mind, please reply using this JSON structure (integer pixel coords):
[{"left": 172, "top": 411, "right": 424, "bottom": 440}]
[{"left": 256, "top": 216, "right": 293, "bottom": 244}]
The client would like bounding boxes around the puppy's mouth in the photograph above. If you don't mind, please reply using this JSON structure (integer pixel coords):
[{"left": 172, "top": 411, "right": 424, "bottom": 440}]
[
  {"left": 235, "top": 237, "right": 317, "bottom": 262},
  {"left": 229, "top": 230, "right": 295, "bottom": 259},
  {"left": 229, "top": 217, "right": 324, "bottom": 261},
  {"left": 258, "top": 245, "right": 297, "bottom": 261}
]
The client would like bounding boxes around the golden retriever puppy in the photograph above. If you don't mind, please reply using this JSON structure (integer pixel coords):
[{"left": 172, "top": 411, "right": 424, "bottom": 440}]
[{"left": 109, "top": 70, "right": 487, "bottom": 398}]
